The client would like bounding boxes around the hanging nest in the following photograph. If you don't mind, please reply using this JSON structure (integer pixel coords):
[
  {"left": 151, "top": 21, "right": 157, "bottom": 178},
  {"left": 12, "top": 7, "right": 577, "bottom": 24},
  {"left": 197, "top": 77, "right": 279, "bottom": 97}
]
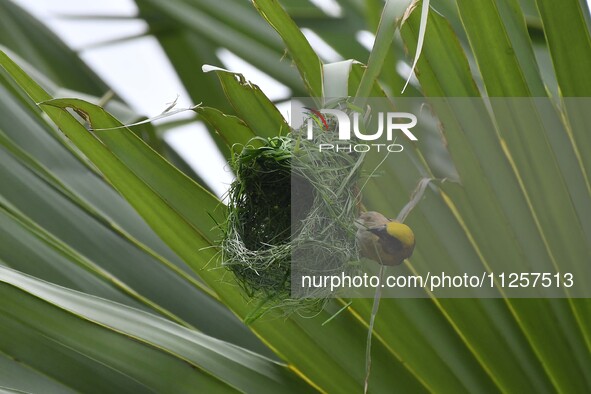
[{"left": 221, "top": 121, "right": 363, "bottom": 319}]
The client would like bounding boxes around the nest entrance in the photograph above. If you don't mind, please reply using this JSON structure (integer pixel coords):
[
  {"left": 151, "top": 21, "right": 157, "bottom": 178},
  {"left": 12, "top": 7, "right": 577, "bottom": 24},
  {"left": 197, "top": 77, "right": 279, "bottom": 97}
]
[{"left": 224, "top": 138, "right": 314, "bottom": 299}]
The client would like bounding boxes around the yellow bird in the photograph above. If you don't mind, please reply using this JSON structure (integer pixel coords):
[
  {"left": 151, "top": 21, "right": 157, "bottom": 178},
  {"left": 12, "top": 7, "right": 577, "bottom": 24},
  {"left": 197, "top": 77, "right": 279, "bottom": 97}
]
[{"left": 356, "top": 211, "right": 415, "bottom": 266}]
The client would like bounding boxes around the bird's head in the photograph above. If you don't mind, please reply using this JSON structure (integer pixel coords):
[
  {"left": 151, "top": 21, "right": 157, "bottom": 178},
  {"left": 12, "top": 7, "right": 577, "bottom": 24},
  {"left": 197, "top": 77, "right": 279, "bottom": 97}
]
[{"left": 369, "top": 221, "right": 415, "bottom": 250}]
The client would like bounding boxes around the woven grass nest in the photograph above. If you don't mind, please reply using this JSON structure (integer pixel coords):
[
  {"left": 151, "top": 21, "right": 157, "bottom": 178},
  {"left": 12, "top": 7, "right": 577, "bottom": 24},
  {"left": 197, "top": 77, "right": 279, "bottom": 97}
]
[{"left": 222, "top": 122, "right": 363, "bottom": 318}]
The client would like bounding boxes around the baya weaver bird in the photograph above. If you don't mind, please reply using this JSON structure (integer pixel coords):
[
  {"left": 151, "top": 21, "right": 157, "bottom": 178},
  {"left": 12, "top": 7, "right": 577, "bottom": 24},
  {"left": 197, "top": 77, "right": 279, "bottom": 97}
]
[{"left": 355, "top": 211, "right": 416, "bottom": 266}]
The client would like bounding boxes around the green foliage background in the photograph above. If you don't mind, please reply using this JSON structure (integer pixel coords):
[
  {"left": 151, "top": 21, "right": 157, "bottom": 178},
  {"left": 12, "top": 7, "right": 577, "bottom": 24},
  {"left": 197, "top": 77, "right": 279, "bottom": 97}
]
[{"left": 0, "top": 0, "right": 590, "bottom": 392}]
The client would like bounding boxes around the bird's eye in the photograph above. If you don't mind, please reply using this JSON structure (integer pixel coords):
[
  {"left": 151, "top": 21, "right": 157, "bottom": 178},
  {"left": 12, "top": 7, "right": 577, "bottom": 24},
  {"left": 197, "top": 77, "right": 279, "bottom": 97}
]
[{"left": 368, "top": 226, "right": 386, "bottom": 235}]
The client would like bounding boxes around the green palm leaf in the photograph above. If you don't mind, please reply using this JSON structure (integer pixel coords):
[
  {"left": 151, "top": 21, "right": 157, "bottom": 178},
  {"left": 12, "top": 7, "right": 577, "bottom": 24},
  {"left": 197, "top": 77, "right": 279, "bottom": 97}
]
[{"left": 0, "top": 0, "right": 590, "bottom": 392}]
